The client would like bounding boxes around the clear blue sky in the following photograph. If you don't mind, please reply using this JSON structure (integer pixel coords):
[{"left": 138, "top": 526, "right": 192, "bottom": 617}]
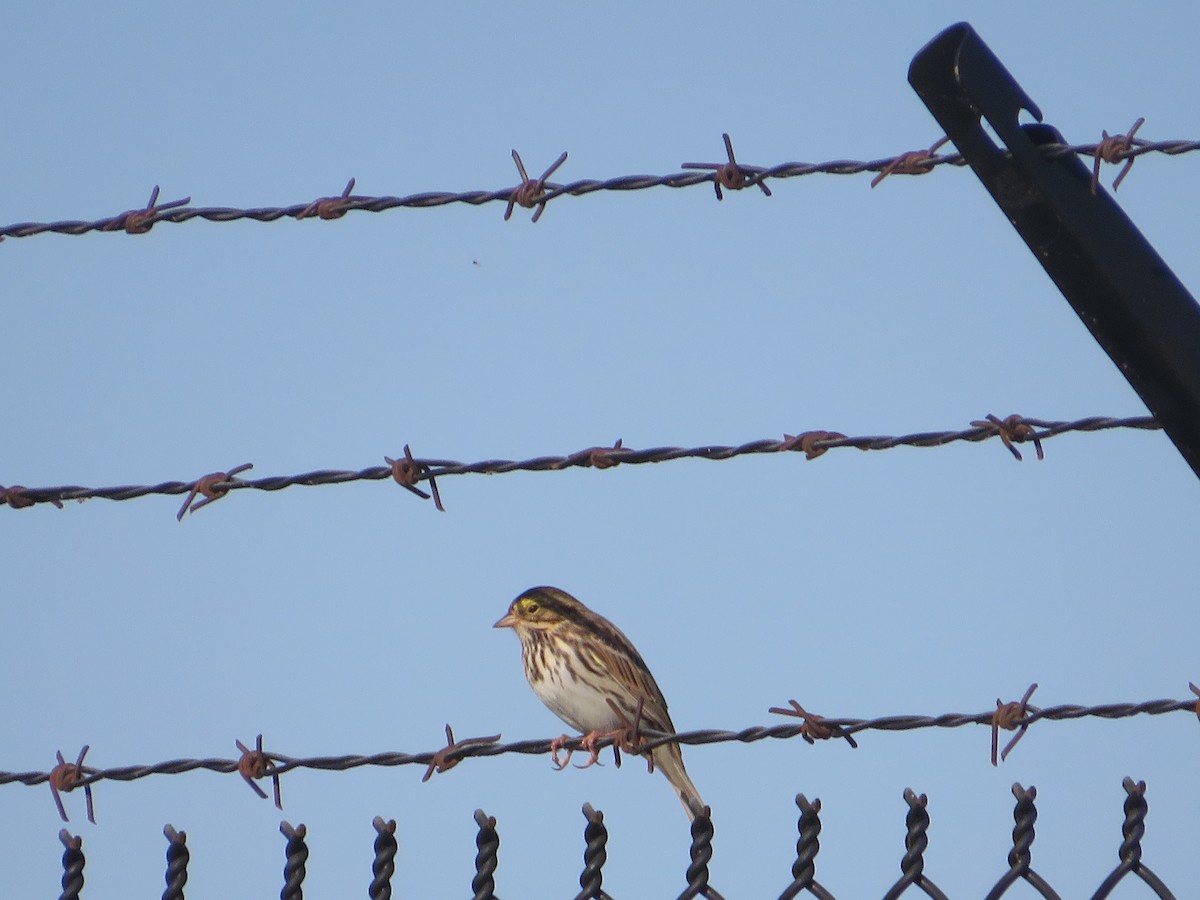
[{"left": 4, "top": 4, "right": 1199, "bottom": 897}]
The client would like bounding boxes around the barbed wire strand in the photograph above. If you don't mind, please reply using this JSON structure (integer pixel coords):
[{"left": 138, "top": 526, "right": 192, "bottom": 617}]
[
  {"left": 0, "top": 414, "right": 1163, "bottom": 516},
  {"left": 2, "top": 134, "right": 1195, "bottom": 241},
  {"left": 5, "top": 692, "right": 1195, "bottom": 824}
]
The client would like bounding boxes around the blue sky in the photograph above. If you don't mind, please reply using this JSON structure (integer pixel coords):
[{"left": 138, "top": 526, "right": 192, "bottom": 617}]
[{"left": 4, "top": 4, "right": 1200, "bottom": 897}]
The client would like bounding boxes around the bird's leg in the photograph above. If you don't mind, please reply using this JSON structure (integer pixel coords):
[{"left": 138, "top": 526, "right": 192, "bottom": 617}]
[
  {"left": 566, "top": 698, "right": 652, "bottom": 771},
  {"left": 602, "top": 697, "right": 648, "bottom": 768},
  {"left": 549, "top": 734, "right": 577, "bottom": 771}
]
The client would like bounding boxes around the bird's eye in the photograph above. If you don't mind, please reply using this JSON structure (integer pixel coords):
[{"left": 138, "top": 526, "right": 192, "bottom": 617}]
[{"left": 525, "top": 601, "right": 539, "bottom": 614}]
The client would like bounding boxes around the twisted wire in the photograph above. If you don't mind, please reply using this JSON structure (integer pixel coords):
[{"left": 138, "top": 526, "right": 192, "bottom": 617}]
[
  {"left": 780, "top": 794, "right": 836, "bottom": 900},
  {"left": 881, "top": 790, "right": 948, "bottom": 900},
  {"left": 677, "top": 809, "right": 725, "bottom": 900},
  {"left": 983, "top": 785, "right": 1060, "bottom": 900},
  {"left": 57, "top": 830, "right": 84, "bottom": 900},
  {"left": 279, "top": 822, "right": 309, "bottom": 900},
  {"left": 575, "top": 803, "right": 611, "bottom": 900},
  {"left": 1008, "top": 785, "right": 1037, "bottom": 871},
  {"left": 369, "top": 817, "right": 397, "bottom": 900},
  {"left": 0, "top": 415, "right": 1162, "bottom": 513},
  {"left": 162, "top": 826, "right": 189, "bottom": 900},
  {"left": 472, "top": 809, "right": 501, "bottom": 900},
  {"left": 2, "top": 140, "right": 1195, "bottom": 241},
  {"left": 1091, "top": 778, "right": 1174, "bottom": 899}
]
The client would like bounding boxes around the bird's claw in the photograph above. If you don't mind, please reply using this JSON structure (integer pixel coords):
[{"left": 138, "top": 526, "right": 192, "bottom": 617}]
[
  {"left": 549, "top": 734, "right": 576, "bottom": 771},
  {"left": 574, "top": 731, "right": 608, "bottom": 769}
]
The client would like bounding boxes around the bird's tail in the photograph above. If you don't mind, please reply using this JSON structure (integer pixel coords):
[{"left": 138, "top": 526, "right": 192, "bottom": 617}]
[{"left": 651, "top": 741, "right": 705, "bottom": 821}]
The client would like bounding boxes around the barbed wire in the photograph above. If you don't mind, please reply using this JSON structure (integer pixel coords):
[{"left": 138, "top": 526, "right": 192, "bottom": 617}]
[
  {"left": 2, "top": 131, "right": 1196, "bottom": 241},
  {"left": 0, "top": 414, "right": 1164, "bottom": 516},
  {"left": 8, "top": 686, "right": 1197, "bottom": 824}
]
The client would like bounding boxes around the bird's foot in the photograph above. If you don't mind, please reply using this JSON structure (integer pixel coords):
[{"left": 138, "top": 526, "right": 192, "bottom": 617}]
[
  {"left": 573, "top": 730, "right": 608, "bottom": 769},
  {"left": 576, "top": 728, "right": 636, "bottom": 769},
  {"left": 549, "top": 734, "right": 577, "bottom": 771}
]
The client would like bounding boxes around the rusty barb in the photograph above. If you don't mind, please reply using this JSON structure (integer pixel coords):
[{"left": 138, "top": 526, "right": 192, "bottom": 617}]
[
  {"left": 236, "top": 734, "right": 284, "bottom": 809},
  {"left": 1092, "top": 117, "right": 1146, "bottom": 195},
  {"left": 870, "top": 136, "right": 951, "bottom": 188},
  {"left": 49, "top": 746, "right": 97, "bottom": 824},
  {"left": 562, "top": 438, "right": 625, "bottom": 470},
  {"left": 781, "top": 430, "right": 853, "bottom": 461},
  {"left": 1189, "top": 683, "right": 1200, "bottom": 723},
  {"left": 297, "top": 177, "right": 369, "bottom": 220},
  {"left": 682, "top": 132, "right": 772, "bottom": 200},
  {"left": 505, "top": 149, "right": 568, "bottom": 222},
  {"left": 100, "top": 185, "right": 191, "bottom": 235},
  {"left": 991, "top": 683, "right": 1039, "bottom": 766},
  {"left": 422, "top": 724, "right": 502, "bottom": 782},
  {"left": 384, "top": 444, "right": 444, "bottom": 511},
  {"left": 769, "top": 701, "right": 859, "bottom": 749},
  {"left": 176, "top": 462, "right": 253, "bottom": 521},
  {"left": 970, "top": 414, "right": 1045, "bottom": 461},
  {"left": 0, "top": 484, "right": 62, "bottom": 509}
]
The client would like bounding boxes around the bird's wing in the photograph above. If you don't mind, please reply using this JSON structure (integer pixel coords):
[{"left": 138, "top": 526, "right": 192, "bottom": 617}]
[{"left": 582, "top": 639, "right": 676, "bottom": 735}]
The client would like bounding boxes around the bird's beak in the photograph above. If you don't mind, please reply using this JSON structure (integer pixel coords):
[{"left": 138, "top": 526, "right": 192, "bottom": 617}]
[{"left": 493, "top": 611, "right": 517, "bottom": 629}]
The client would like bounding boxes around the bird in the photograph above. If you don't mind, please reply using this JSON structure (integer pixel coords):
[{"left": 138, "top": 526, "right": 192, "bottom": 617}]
[{"left": 494, "top": 585, "right": 705, "bottom": 820}]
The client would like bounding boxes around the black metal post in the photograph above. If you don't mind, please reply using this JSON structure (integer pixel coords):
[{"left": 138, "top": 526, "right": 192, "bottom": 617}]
[{"left": 909, "top": 23, "right": 1200, "bottom": 480}]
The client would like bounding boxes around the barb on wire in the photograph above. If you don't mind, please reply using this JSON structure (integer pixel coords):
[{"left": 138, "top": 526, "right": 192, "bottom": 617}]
[
  {"left": 991, "top": 683, "right": 1039, "bottom": 766},
  {"left": 871, "top": 136, "right": 951, "bottom": 188},
  {"left": 422, "top": 724, "right": 502, "bottom": 782},
  {"left": 1092, "top": 117, "right": 1146, "bottom": 195},
  {"left": 682, "top": 132, "right": 772, "bottom": 200},
  {"left": 100, "top": 185, "right": 191, "bottom": 235},
  {"left": 1, "top": 414, "right": 1163, "bottom": 515},
  {"left": 0, "top": 484, "right": 62, "bottom": 509},
  {"left": 385, "top": 445, "right": 444, "bottom": 511},
  {"left": 49, "top": 746, "right": 96, "bottom": 824},
  {"left": 0, "top": 485, "right": 36, "bottom": 510},
  {"left": 176, "top": 463, "right": 253, "bottom": 521},
  {"left": 237, "top": 734, "right": 283, "bottom": 809},
  {"left": 4, "top": 690, "right": 1196, "bottom": 797},
  {"left": 298, "top": 177, "right": 369, "bottom": 220},
  {"left": 769, "top": 701, "right": 858, "bottom": 748},
  {"left": 563, "top": 438, "right": 625, "bottom": 470},
  {"left": 505, "top": 149, "right": 568, "bottom": 222},
  {"left": 780, "top": 431, "right": 855, "bottom": 461},
  {"left": 970, "top": 414, "right": 1045, "bottom": 461},
  {"left": 3, "top": 136, "right": 1195, "bottom": 240}
]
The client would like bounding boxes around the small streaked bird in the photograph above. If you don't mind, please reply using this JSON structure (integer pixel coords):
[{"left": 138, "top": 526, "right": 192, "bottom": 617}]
[{"left": 494, "top": 585, "right": 705, "bottom": 820}]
